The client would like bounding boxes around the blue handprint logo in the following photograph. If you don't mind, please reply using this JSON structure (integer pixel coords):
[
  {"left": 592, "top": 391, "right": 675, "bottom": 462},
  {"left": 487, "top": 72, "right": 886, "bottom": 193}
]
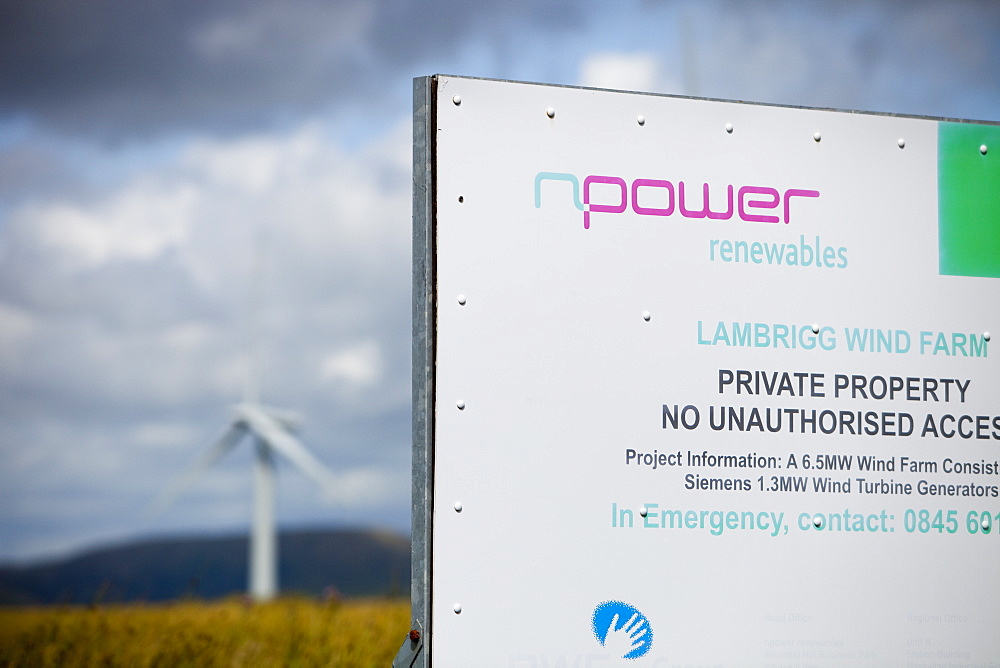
[{"left": 591, "top": 600, "right": 653, "bottom": 660}]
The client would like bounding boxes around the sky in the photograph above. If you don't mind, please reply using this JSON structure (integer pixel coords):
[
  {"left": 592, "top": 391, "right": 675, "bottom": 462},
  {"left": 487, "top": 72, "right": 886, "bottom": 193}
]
[{"left": 0, "top": 0, "right": 998, "bottom": 564}]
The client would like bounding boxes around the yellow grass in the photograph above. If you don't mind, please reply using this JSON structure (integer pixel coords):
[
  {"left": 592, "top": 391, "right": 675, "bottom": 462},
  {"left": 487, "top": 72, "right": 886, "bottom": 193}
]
[{"left": 0, "top": 597, "right": 410, "bottom": 667}]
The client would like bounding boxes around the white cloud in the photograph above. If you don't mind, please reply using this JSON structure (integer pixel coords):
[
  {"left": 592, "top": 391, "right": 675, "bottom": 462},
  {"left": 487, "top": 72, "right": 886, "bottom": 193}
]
[
  {"left": 27, "top": 181, "right": 198, "bottom": 270},
  {"left": 159, "top": 322, "right": 214, "bottom": 353},
  {"left": 0, "top": 113, "right": 411, "bottom": 408},
  {"left": 0, "top": 302, "right": 34, "bottom": 345},
  {"left": 578, "top": 52, "right": 665, "bottom": 93},
  {"left": 184, "top": 134, "right": 284, "bottom": 194},
  {"left": 130, "top": 421, "right": 201, "bottom": 449},
  {"left": 319, "top": 339, "right": 384, "bottom": 389}
]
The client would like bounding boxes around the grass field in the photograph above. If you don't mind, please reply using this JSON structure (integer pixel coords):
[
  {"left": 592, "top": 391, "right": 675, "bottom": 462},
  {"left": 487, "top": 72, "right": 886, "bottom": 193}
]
[{"left": 0, "top": 597, "right": 410, "bottom": 667}]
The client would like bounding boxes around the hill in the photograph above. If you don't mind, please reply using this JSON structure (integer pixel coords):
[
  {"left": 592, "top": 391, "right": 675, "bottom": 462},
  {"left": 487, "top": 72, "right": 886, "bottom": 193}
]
[{"left": 0, "top": 528, "right": 410, "bottom": 604}]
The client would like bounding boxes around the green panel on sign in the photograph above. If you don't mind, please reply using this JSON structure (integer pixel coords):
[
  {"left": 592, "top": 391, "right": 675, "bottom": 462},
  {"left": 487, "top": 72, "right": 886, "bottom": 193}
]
[{"left": 938, "top": 122, "right": 1000, "bottom": 278}]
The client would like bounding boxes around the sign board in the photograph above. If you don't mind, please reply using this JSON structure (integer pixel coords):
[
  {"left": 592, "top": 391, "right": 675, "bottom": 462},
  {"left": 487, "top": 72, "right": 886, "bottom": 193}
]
[{"left": 406, "top": 75, "right": 1000, "bottom": 667}]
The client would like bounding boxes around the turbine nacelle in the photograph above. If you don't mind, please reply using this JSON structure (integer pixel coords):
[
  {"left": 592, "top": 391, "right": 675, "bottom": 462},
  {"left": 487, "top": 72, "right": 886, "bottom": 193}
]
[{"left": 230, "top": 402, "right": 303, "bottom": 433}]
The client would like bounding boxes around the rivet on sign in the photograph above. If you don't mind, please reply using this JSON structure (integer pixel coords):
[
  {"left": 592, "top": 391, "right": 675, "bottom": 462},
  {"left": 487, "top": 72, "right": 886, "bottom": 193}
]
[
  {"left": 813, "top": 132, "right": 822, "bottom": 143},
  {"left": 637, "top": 115, "right": 645, "bottom": 126},
  {"left": 897, "top": 138, "right": 906, "bottom": 149},
  {"left": 456, "top": 399, "right": 465, "bottom": 410},
  {"left": 643, "top": 311, "right": 651, "bottom": 322},
  {"left": 454, "top": 501, "right": 462, "bottom": 513},
  {"left": 452, "top": 95, "right": 461, "bottom": 106},
  {"left": 639, "top": 507, "right": 648, "bottom": 517},
  {"left": 811, "top": 323, "right": 820, "bottom": 334},
  {"left": 983, "top": 518, "right": 991, "bottom": 531},
  {"left": 813, "top": 515, "right": 823, "bottom": 528},
  {"left": 981, "top": 144, "right": 989, "bottom": 155},
  {"left": 408, "top": 629, "right": 421, "bottom": 643},
  {"left": 725, "top": 123, "right": 734, "bottom": 134},
  {"left": 458, "top": 195, "right": 464, "bottom": 203},
  {"left": 457, "top": 294, "right": 466, "bottom": 305},
  {"left": 546, "top": 107, "right": 556, "bottom": 119},
  {"left": 453, "top": 603, "right": 462, "bottom": 614},
  {"left": 984, "top": 332, "right": 991, "bottom": 342}
]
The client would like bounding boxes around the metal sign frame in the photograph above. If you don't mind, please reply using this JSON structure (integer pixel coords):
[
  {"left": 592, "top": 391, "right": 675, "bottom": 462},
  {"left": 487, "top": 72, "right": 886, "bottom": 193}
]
[{"left": 394, "top": 74, "right": 436, "bottom": 668}]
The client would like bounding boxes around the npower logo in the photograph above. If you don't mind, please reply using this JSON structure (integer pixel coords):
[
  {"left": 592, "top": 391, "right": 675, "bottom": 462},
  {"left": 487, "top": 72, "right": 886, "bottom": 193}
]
[{"left": 535, "top": 171, "right": 819, "bottom": 230}]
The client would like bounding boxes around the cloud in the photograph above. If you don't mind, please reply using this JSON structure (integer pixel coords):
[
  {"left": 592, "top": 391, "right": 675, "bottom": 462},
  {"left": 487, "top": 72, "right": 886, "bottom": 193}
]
[
  {"left": 29, "top": 182, "right": 197, "bottom": 270},
  {"left": 578, "top": 52, "right": 671, "bottom": 93},
  {"left": 0, "top": 0, "right": 586, "bottom": 140},
  {"left": 1, "top": 0, "right": 994, "bottom": 146},
  {"left": 0, "top": 1, "right": 367, "bottom": 139},
  {"left": 320, "top": 340, "right": 384, "bottom": 390},
  {"left": 130, "top": 421, "right": 202, "bottom": 449},
  {"left": 568, "top": 1, "right": 999, "bottom": 122},
  {"left": 671, "top": 0, "right": 1000, "bottom": 118},
  {"left": 0, "top": 302, "right": 35, "bottom": 346}
]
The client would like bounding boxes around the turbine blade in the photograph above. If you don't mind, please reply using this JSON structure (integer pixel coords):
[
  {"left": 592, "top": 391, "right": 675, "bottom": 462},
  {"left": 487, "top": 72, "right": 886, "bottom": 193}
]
[
  {"left": 147, "top": 423, "right": 247, "bottom": 517},
  {"left": 257, "top": 404, "right": 304, "bottom": 432},
  {"left": 236, "top": 404, "right": 339, "bottom": 495}
]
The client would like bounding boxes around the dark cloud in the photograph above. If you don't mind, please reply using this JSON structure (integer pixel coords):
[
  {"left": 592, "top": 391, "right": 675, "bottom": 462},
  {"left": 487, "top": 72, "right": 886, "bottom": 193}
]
[
  {"left": 687, "top": 0, "right": 1000, "bottom": 120},
  {"left": 1, "top": 0, "right": 995, "bottom": 143},
  {"left": 0, "top": 0, "right": 585, "bottom": 140}
]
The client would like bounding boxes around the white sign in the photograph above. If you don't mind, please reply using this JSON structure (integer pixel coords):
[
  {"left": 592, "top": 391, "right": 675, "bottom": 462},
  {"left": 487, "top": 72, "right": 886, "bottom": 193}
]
[{"left": 416, "top": 75, "right": 999, "bottom": 666}]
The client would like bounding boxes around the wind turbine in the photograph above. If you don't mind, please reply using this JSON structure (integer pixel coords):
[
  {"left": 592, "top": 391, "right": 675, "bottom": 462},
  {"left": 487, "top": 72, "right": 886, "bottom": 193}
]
[
  {"left": 154, "top": 400, "right": 339, "bottom": 601},
  {"left": 154, "top": 230, "right": 340, "bottom": 601}
]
